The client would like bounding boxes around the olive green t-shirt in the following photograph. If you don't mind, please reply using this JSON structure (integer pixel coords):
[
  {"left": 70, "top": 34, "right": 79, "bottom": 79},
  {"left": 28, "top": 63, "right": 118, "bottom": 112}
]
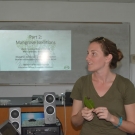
[{"left": 70, "top": 74, "right": 135, "bottom": 135}]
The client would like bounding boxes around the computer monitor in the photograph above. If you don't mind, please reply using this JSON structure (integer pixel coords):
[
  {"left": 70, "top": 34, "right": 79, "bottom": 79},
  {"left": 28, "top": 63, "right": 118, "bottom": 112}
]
[{"left": 21, "top": 112, "right": 44, "bottom": 127}]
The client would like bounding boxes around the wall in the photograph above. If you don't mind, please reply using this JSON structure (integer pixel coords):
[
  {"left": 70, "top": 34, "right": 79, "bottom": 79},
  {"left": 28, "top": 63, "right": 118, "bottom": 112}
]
[{"left": 0, "top": 1, "right": 135, "bottom": 97}]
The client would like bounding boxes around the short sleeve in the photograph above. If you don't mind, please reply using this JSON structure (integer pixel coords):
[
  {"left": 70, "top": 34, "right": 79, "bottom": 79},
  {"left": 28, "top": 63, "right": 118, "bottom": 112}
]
[
  {"left": 70, "top": 77, "right": 84, "bottom": 101},
  {"left": 124, "top": 80, "right": 135, "bottom": 105}
]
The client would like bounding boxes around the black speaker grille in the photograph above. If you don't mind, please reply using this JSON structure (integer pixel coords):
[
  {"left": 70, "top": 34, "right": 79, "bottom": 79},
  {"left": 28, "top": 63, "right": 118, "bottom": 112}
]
[
  {"left": 46, "top": 106, "right": 55, "bottom": 114},
  {"left": 46, "top": 94, "right": 55, "bottom": 103},
  {"left": 11, "top": 110, "right": 19, "bottom": 118},
  {"left": 12, "top": 122, "right": 19, "bottom": 129}
]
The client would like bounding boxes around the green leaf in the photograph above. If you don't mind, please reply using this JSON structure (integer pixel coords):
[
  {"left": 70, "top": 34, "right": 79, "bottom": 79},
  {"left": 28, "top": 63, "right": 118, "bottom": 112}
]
[{"left": 84, "top": 97, "right": 95, "bottom": 109}]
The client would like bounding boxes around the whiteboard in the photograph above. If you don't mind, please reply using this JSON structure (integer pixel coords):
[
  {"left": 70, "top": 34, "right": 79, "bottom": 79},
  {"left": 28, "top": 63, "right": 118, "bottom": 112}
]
[{"left": 0, "top": 22, "right": 130, "bottom": 85}]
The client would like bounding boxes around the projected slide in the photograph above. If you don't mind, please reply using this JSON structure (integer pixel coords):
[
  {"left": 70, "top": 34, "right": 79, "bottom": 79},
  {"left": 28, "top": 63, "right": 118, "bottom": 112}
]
[{"left": 0, "top": 30, "right": 71, "bottom": 71}]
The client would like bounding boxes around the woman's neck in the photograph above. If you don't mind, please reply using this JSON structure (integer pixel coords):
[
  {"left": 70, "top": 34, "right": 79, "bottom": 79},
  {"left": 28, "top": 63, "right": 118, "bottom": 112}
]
[{"left": 92, "top": 71, "right": 116, "bottom": 83}]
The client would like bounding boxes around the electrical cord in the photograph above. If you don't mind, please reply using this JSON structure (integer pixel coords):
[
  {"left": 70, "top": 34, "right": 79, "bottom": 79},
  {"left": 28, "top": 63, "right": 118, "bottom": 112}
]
[{"left": 63, "top": 99, "right": 67, "bottom": 135}]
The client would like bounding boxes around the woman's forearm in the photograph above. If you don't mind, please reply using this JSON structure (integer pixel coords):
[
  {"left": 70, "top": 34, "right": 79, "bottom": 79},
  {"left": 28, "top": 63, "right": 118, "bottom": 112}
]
[
  {"left": 71, "top": 110, "right": 84, "bottom": 127},
  {"left": 110, "top": 115, "right": 135, "bottom": 134}
]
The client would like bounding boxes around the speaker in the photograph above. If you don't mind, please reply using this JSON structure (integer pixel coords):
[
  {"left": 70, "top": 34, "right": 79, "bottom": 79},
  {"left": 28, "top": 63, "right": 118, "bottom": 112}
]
[
  {"left": 9, "top": 107, "right": 21, "bottom": 134},
  {"left": 44, "top": 92, "right": 56, "bottom": 124}
]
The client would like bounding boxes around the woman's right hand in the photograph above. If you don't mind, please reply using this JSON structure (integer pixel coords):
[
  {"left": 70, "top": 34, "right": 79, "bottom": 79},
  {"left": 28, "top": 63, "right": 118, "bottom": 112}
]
[{"left": 81, "top": 107, "right": 94, "bottom": 121}]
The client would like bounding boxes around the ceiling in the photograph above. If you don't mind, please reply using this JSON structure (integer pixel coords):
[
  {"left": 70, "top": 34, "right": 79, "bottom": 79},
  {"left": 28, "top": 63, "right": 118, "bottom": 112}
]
[{"left": 0, "top": 0, "right": 135, "bottom": 2}]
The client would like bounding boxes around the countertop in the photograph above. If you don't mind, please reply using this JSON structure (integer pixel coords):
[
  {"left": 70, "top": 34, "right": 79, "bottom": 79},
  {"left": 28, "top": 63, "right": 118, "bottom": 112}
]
[{"left": 0, "top": 96, "right": 72, "bottom": 107}]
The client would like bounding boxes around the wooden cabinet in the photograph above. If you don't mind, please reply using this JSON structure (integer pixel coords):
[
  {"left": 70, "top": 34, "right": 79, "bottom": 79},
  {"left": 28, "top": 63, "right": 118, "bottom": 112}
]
[{"left": 0, "top": 106, "right": 81, "bottom": 135}]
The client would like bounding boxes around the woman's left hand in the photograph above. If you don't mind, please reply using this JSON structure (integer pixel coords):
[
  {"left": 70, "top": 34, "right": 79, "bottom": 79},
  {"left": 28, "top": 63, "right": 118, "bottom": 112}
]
[{"left": 93, "top": 107, "right": 112, "bottom": 122}]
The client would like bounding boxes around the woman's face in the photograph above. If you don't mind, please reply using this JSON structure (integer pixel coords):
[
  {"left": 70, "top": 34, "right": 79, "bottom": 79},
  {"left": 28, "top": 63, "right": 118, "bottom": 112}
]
[{"left": 86, "top": 42, "right": 110, "bottom": 72}]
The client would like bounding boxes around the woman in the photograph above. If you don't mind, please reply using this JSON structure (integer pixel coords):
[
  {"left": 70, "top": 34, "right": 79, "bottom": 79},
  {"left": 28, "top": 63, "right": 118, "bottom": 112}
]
[{"left": 70, "top": 37, "right": 135, "bottom": 135}]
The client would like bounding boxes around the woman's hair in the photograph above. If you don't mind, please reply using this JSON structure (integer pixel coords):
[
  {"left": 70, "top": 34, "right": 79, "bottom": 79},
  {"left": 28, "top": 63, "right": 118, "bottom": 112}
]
[{"left": 90, "top": 37, "right": 123, "bottom": 69}]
